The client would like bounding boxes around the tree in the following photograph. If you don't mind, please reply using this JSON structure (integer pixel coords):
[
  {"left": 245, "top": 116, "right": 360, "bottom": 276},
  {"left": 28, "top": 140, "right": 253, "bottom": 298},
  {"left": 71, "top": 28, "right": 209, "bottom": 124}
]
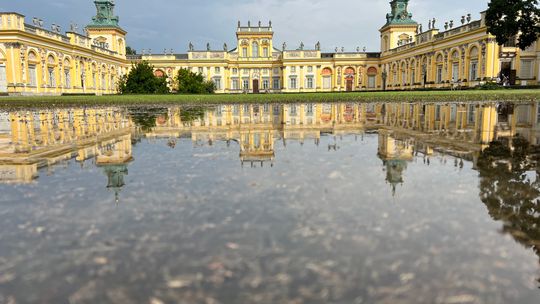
[
  {"left": 176, "top": 68, "right": 215, "bottom": 94},
  {"left": 122, "top": 61, "right": 169, "bottom": 94},
  {"left": 485, "top": 0, "right": 540, "bottom": 50},
  {"left": 126, "top": 46, "right": 137, "bottom": 55}
]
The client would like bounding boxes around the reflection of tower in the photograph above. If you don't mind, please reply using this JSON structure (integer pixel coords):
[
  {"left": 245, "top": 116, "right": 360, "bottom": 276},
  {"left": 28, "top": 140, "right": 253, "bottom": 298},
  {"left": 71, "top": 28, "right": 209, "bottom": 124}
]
[
  {"left": 102, "top": 164, "right": 129, "bottom": 203},
  {"left": 377, "top": 129, "right": 413, "bottom": 196},
  {"left": 96, "top": 134, "right": 133, "bottom": 203},
  {"left": 239, "top": 130, "right": 275, "bottom": 167}
]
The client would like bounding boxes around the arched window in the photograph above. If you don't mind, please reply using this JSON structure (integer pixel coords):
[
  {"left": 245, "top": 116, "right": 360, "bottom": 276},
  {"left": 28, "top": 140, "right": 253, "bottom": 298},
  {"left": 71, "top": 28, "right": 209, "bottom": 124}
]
[
  {"left": 252, "top": 42, "right": 259, "bottom": 58},
  {"left": 27, "top": 51, "right": 39, "bottom": 87},
  {"left": 321, "top": 68, "right": 332, "bottom": 89}
]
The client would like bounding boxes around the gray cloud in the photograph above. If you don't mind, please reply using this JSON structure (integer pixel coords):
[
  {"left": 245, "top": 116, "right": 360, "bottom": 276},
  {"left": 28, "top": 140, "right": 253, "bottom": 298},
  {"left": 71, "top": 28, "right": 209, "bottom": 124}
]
[{"left": 3, "top": 0, "right": 487, "bottom": 53}]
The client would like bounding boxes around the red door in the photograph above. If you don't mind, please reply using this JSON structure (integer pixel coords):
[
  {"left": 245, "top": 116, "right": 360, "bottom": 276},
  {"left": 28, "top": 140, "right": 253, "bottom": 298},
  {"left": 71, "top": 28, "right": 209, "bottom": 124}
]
[{"left": 346, "top": 78, "right": 353, "bottom": 92}]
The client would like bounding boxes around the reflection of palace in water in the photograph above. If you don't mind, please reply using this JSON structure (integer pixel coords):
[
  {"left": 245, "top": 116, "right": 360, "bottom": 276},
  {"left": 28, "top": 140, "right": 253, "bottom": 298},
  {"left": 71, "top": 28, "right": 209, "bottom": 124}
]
[
  {"left": 0, "top": 107, "right": 132, "bottom": 201},
  {"left": 3, "top": 101, "right": 540, "bottom": 197}
]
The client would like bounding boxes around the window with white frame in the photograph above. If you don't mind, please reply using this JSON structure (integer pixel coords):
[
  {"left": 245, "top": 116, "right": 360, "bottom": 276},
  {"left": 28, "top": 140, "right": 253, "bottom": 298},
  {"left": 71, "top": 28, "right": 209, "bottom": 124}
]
[
  {"left": 469, "top": 61, "right": 478, "bottom": 81},
  {"left": 368, "top": 76, "right": 376, "bottom": 88},
  {"left": 289, "top": 77, "right": 297, "bottom": 89},
  {"left": 215, "top": 67, "right": 220, "bottom": 74},
  {"left": 307, "top": 66, "right": 313, "bottom": 73},
  {"left": 48, "top": 68, "right": 56, "bottom": 87},
  {"left": 290, "top": 66, "right": 296, "bottom": 73},
  {"left": 436, "top": 66, "right": 443, "bottom": 83},
  {"left": 262, "top": 79, "right": 269, "bottom": 90},
  {"left": 232, "top": 68, "right": 238, "bottom": 74},
  {"left": 232, "top": 79, "right": 239, "bottom": 90},
  {"left": 242, "top": 79, "right": 249, "bottom": 90},
  {"left": 263, "top": 47, "right": 269, "bottom": 57},
  {"left": 520, "top": 60, "right": 533, "bottom": 79},
  {"left": 213, "top": 77, "right": 221, "bottom": 90},
  {"left": 252, "top": 42, "right": 259, "bottom": 58},
  {"left": 306, "top": 77, "right": 314, "bottom": 89},
  {"left": 28, "top": 65, "right": 37, "bottom": 86},
  {"left": 242, "top": 48, "right": 248, "bottom": 57},
  {"left": 64, "top": 69, "right": 71, "bottom": 88},
  {"left": 273, "top": 77, "right": 280, "bottom": 89}
]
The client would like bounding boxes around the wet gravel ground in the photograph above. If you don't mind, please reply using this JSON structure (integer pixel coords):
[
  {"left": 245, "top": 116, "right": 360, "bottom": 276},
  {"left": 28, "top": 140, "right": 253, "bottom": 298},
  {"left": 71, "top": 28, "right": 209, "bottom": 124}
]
[{"left": 0, "top": 134, "right": 539, "bottom": 304}]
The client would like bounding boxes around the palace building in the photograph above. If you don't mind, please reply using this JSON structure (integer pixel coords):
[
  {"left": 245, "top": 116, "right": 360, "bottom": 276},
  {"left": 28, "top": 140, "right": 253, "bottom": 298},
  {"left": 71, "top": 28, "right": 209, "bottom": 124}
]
[{"left": 0, "top": 0, "right": 539, "bottom": 95}]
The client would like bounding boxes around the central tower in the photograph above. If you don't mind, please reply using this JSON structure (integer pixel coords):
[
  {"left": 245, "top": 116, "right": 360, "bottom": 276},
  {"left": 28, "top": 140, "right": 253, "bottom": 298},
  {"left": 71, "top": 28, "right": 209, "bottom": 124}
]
[
  {"left": 236, "top": 21, "right": 274, "bottom": 59},
  {"left": 379, "top": 0, "right": 418, "bottom": 52},
  {"left": 86, "top": 0, "right": 127, "bottom": 57}
]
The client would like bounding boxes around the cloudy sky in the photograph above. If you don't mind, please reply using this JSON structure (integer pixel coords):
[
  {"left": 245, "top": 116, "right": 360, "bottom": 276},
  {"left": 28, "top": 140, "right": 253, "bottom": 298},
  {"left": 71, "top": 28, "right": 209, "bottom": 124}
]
[{"left": 2, "top": 0, "right": 487, "bottom": 53}]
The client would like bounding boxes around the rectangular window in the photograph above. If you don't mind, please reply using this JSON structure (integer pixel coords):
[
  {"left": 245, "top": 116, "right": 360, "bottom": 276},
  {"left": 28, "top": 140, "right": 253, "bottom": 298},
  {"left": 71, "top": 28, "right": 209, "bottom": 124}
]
[
  {"left": 289, "top": 77, "right": 297, "bottom": 89},
  {"left": 65, "top": 70, "right": 71, "bottom": 88},
  {"left": 263, "top": 47, "right": 269, "bottom": 57},
  {"left": 28, "top": 65, "right": 37, "bottom": 86},
  {"left": 290, "top": 105, "right": 297, "bottom": 116},
  {"left": 215, "top": 67, "right": 220, "bottom": 74},
  {"left": 262, "top": 69, "right": 269, "bottom": 75},
  {"left": 232, "top": 79, "right": 239, "bottom": 90},
  {"left": 232, "top": 68, "right": 238, "bottom": 74},
  {"left": 306, "top": 77, "right": 314, "bottom": 89},
  {"left": 520, "top": 60, "right": 533, "bottom": 79},
  {"left": 262, "top": 79, "right": 269, "bottom": 90},
  {"left": 213, "top": 77, "right": 221, "bottom": 90},
  {"left": 411, "top": 70, "right": 416, "bottom": 84},
  {"left": 307, "top": 66, "right": 313, "bottom": 73},
  {"left": 323, "top": 76, "right": 331, "bottom": 89},
  {"left": 290, "top": 66, "right": 296, "bottom": 73},
  {"left": 48, "top": 68, "right": 56, "bottom": 87},
  {"left": 273, "top": 68, "right": 280, "bottom": 75},
  {"left": 468, "top": 104, "right": 475, "bottom": 123},
  {"left": 273, "top": 77, "right": 280, "bottom": 89},
  {"left": 368, "top": 75, "right": 376, "bottom": 88},
  {"left": 242, "top": 48, "right": 248, "bottom": 57},
  {"left": 243, "top": 69, "right": 249, "bottom": 75},
  {"left": 470, "top": 61, "right": 478, "bottom": 81},
  {"left": 198, "top": 67, "right": 204, "bottom": 74},
  {"left": 101, "top": 74, "right": 106, "bottom": 90},
  {"left": 242, "top": 79, "right": 249, "bottom": 90},
  {"left": 436, "top": 66, "right": 443, "bottom": 84},
  {"left": 452, "top": 63, "right": 459, "bottom": 82}
]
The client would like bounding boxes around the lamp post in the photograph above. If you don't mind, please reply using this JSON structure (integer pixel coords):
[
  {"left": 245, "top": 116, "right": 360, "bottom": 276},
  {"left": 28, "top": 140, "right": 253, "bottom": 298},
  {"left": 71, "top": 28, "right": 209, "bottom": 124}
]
[{"left": 382, "top": 71, "right": 387, "bottom": 91}]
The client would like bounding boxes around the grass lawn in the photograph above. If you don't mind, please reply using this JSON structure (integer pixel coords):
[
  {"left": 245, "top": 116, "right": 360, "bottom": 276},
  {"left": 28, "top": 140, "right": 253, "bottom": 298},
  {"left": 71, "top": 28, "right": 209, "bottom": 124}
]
[{"left": 0, "top": 89, "right": 538, "bottom": 108}]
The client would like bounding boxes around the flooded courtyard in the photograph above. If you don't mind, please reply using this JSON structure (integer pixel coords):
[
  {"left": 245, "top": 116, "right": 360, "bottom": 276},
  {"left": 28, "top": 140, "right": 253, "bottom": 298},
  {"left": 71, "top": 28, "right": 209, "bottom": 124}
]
[{"left": 0, "top": 101, "right": 540, "bottom": 304}]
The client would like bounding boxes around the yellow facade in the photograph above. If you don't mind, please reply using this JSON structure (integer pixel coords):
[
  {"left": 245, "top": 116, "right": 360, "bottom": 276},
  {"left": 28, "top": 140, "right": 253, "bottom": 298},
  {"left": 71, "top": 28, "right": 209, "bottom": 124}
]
[{"left": 1, "top": 0, "right": 539, "bottom": 95}]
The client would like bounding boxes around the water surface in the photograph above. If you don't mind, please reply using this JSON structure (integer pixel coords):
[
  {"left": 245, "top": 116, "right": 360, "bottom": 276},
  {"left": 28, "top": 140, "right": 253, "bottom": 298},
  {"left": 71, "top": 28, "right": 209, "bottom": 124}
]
[{"left": 0, "top": 102, "right": 539, "bottom": 304}]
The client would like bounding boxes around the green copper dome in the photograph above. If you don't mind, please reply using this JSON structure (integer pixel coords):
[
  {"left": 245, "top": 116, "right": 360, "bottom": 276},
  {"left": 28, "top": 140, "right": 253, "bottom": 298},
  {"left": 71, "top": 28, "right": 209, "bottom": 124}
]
[
  {"left": 384, "top": 0, "right": 417, "bottom": 27},
  {"left": 88, "top": 0, "right": 121, "bottom": 29}
]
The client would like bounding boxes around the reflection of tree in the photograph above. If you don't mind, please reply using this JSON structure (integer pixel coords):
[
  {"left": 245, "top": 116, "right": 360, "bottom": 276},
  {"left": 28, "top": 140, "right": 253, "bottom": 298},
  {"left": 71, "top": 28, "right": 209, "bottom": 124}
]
[
  {"left": 180, "top": 106, "right": 206, "bottom": 123},
  {"left": 477, "top": 137, "right": 540, "bottom": 284},
  {"left": 128, "top": 107, "right": 168, "bottom": 131}
]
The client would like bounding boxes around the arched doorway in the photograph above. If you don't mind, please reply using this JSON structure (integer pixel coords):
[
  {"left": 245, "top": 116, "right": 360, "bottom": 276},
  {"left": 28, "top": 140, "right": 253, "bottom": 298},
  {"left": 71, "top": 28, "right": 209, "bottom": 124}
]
[{"left": 345, "top": 67, "right": 355, "bottom": 92}]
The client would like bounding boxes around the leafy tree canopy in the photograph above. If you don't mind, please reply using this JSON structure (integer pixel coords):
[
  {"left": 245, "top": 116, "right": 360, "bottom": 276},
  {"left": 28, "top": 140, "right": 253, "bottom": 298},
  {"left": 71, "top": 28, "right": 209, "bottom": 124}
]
[
  {"left": 126, "top": 46, "right": 137, "bottom": 55},
  {"left": 119, "top": 61, "right": 169, "bottom": 94},
  {"left": 176, "top": 68, "right": 215, "bottom": 94},
  {"left": 486, "top": 0, "right": 540, "bottom": 50}
]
